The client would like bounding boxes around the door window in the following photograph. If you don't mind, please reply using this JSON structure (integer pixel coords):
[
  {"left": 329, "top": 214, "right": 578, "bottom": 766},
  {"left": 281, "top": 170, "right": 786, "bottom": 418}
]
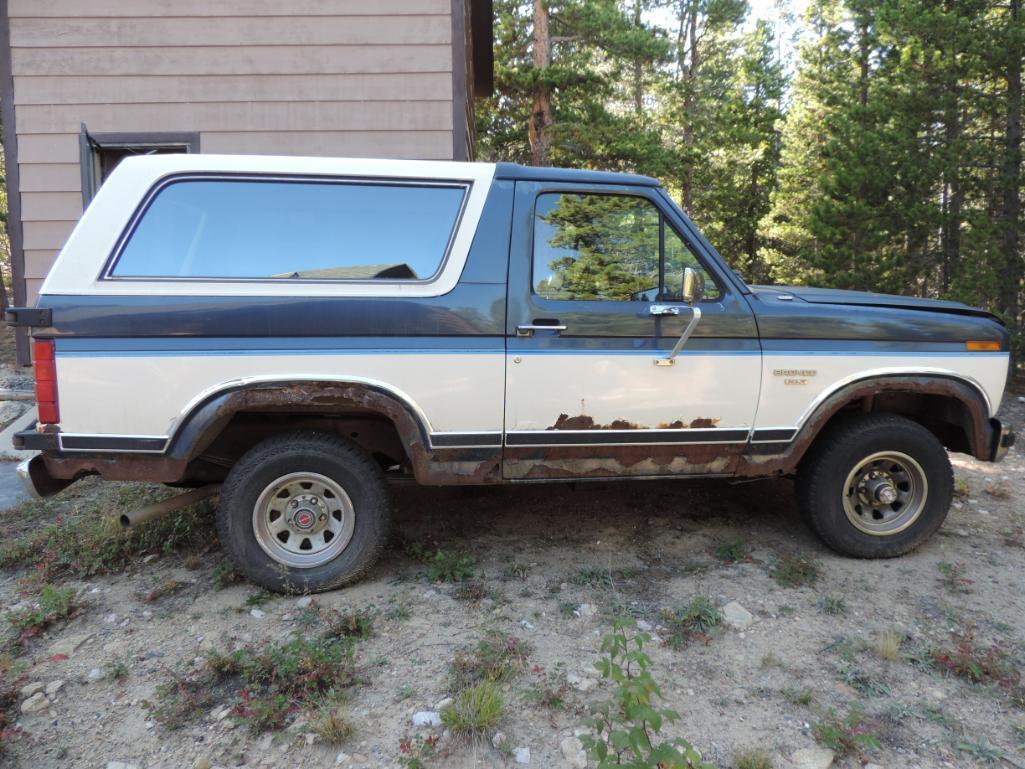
[{"left": 531, "top": 192, "right": 719, "bottom": 301}]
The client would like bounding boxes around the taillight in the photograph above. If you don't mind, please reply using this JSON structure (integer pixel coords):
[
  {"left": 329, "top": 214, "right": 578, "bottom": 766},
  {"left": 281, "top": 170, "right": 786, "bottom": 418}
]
[{"left": 33, "top": 339, "right": 60, "bottom": 425}]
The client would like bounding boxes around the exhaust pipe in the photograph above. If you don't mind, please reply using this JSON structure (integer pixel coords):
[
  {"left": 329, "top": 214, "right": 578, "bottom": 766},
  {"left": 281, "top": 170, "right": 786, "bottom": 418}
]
[{"left": 120, "top": 484, "right": 221, "bottom": 529}]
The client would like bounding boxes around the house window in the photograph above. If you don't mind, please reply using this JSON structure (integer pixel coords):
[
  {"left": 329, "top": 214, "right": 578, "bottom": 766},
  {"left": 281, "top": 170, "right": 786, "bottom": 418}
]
[{"left": 79, "top": 126, "right": 199, "bottom": 204}]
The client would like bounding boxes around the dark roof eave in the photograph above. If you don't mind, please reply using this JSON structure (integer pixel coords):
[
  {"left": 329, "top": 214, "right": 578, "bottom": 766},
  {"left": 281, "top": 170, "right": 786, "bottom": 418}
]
[{"left": 493, "top": 162, "right": 662, "bottom": 187}]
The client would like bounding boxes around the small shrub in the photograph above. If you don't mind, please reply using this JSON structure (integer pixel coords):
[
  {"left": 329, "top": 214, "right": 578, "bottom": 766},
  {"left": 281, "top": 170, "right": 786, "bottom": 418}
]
[
  {"left": 525, "top": 675, "right": 569, "bottom": 711},
  {"left": 107, "top": 657, "right": 130, "bottom": 683},
  {"left": 425, "top": 550, "right": 476, "bottom": 582},
  {"left": 816, "top": 594, "right": 846, "bottom": 615},
  {"left": 953, "top": 478, "right": 970, "bottom": 498},
  {"left": 873, "top": 629, "right": 903, "bottom": 662},
  {"left": 453, "top": 580, "right": 487, "bottom": 602},
  {"left": 811, "top": 707, "right": 882, "bottom": 756},
  {"left": 937, "top": 562, "right": 972, "bottom": 594},
  {"left": 660, "top": 596, "right": 721, "bottom": 650},
  {"left": 581, "top": 618, "right": 714, "bottom": 769},
  {"left": 714, "top": 539, "right": 749, "bottom": 564},
  {"left": 449, "top": 630, "right": 531, "bottom": 690},
  {"left": 930, "top": 625, "right": 1019, "bottom": 689},
  {"left": 441, "top": 680, "right": 503, "bottom": 737},
  {"left": 570, "top": 567, "right": 615, "bottom": 589},
  {"left": 781, "top": 687, "right": 813, "bottom": 706},
  {"left": 212, "top": 562, "right": 243, "bottom": 589},
  {"left": 502, "top": 562, "right": 531, "bottom": 581},
  {"left": 4, "top": 584, "right": 81, "bottom": 650},
  {"left": 398, "top": 734, "right": 439, "bottom": 769},
  {"left": 770, "top": 555, "right": 818, "bottom": 588},
  {"left": 149, "top": 634, "right": 358, "bottom": 733},
  {"left": 322, "top": 607, "right": 375, "bottom": 640},
  {"left": 733, "top": 749, "right": 774, "bottom": 769}
]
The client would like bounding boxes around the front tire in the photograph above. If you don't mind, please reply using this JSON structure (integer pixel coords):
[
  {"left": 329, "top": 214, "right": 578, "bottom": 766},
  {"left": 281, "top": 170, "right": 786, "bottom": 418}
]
[
  {"left": 796, "top": 413, "right": 953, "bottom": 558},
  {"left": 216, "top": 431, "right": 392, "bottom": 593}
]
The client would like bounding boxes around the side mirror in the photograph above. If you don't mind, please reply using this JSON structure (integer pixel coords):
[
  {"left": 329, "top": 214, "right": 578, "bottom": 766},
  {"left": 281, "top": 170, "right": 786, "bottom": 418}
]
[{"left": 682, "top": 267, "right": 704, "bottom": 305}]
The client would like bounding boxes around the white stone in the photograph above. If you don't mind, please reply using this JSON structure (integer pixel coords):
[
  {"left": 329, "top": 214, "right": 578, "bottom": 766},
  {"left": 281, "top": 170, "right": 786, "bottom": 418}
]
[
  {"left": 434, "top": 697, "right": 454, "bottom": 711},
  {"left": 492, "top": 731, "right": 507, "bottom": 749},
  {"left": 106, "top": 763, "right": 141, "bottom": 769},
  {"left": 636, "top": 619, "right": 653, "bottom": 632},
  {"left": 560, "top": 736, "right": 587, "bottom": 769},
  {"left": 19, "top": 682, "right": 44, "bottom": 698},
  {"left": 513, "top": 747, "right": 530, "bottom": 764},
  {"left": 790, "top": 747, "right": 835, "bottom": 769},
  {"left": 863, "top": 764, "right": 884, "bottom": 769},
  {"left": 20, "top": 692, "right": 50, "bottom": 714},
  {"left": 193, "top": 758, "right": 212, "bottom": 769},
  {"left": 87, "top": 668, "right": 103, "bottom": 681},
  {"left": 721, "top": 601, "right": 754, "bottom": 629},
  {"left": 49, "top": 632, "right": 93, "bottom": 657},
  {"left": 142, "top": 554, "right": 159, "bottom": 564},
  {"left": 45, "top": 680, "right": 64, "bottom": 696},
  {"left": 566, "top": 672, "right": 596, "bottom": 692},
  {"left": 335, "top": 753, "right": 351, "bottom": 765},
  {"left": 575, "top": 603, "right": 596, "bottom": 618},
  {"left": 412, "top": 711, "right": 442, "bottom": 727},
  {"left": 296, "top": 596, "right": 313, "bottom": 608}
]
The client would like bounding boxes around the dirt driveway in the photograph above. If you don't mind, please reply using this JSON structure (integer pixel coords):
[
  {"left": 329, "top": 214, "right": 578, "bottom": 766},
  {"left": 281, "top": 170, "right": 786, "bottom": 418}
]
[{"left": 1, "top": 401, "right": 1023, "bottom": 769}]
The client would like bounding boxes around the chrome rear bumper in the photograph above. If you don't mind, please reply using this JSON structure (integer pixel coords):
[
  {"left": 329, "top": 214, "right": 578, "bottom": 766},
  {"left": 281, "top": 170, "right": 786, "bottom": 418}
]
[{"left": 16, "top": 454, "right": 72, "bottom": 499}]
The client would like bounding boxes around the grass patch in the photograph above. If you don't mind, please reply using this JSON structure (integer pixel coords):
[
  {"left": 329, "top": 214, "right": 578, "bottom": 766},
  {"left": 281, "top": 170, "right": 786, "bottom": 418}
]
[
  {"left": 501, "top": 562, "right": 531, "bottom": 581},
  {"left": 321, "top": 607, "right": 375, "bottom": 640},
  {"left": 713, "top": 538, "right": 749, "bottom": 564},
  {"left": 212, "top": 562, "right": 243, "bottom": 589},
  {"left": 0, "top": 480, "right": 214, "bottom": 582},
  {"left": 441, "top": 681, "right": 503, "bottom": 738},
  {"left": 4, "top": 584, "right": 82, "bottom": 651},
  {"left": 148, "top": 634, "right": 358, "bottom": 733},
  {"left": 453, "top": 580, "right": 487, "bottom": 603},
  {"left": 816, "top": 594, "right": 846, "bottom": 615},
  {"left": 937, "top": 562, "right": 972, "bottom": 594},
  {"left": 660, "top": 596, "right": 721, "bottom": 650},
  {"left": 449, "top": 630, "right": 531, "bottom": 691},
  {"left": 770, "top": 554, "right": 819, "bottom": 588},
  {"left": 781, "top": 687, "right": 813, "bottom": 706},
  {"left": 570, "top": 567, "right": 615, "bottom": 589},
  {"left": 811, "top": 706, "right": 882, "bottom": 756},
  {"left": 733, "top": 749, "right": 774, "bottom": 769},
  {"left": 312, "top": 704, "right": 353, "bottom": 744},
  {"left": 873, "top": 629, "right": 903, "bottom": 661}
]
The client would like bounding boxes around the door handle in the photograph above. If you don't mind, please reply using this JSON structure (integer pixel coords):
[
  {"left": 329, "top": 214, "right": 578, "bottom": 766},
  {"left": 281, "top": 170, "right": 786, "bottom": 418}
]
[
  {"left": 655, "top": 307, "right": 702, "bottom": 366},
  {"left": 649, "top": 304, "right": 680, "bottom": 316},
  {"left": 516, "top": 323, "right": 567, "bottom": 337}
]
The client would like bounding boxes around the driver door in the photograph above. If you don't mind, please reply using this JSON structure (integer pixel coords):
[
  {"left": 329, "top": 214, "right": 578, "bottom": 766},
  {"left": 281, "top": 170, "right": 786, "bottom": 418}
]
[{"left": 503, "top": 181, "right": 760, "bottom": 480}]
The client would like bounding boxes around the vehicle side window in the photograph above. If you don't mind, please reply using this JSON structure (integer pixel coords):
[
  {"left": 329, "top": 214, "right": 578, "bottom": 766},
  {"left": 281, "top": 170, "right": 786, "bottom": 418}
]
[
  {"left": 531, "top": 192, "right": 719, "bottom": 302},
  {"left": 109, "top": 178, "right": 466, "bottom": 281}
]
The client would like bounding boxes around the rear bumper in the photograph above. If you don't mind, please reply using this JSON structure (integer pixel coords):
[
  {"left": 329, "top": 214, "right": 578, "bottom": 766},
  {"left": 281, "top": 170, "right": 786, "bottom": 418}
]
[
  {"left": 991, "top": 419, "right": 1015, "bottom": 462},
  {"left": 16, "top": 454, "right": 72, "bottom": 499}
]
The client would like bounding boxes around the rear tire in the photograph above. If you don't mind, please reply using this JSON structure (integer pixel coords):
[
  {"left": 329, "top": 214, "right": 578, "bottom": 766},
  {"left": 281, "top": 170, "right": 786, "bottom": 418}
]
[
  {"left": 216, "top": 431, "right": 392, "bottom": 593},
  {"left": 796, "top": 413, "right": 953, "bottom": 558}
]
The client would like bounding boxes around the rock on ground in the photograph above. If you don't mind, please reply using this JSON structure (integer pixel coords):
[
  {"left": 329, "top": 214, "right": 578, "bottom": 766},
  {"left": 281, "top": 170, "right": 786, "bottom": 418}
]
[
  {"left": 560, "top": 736, "right": 587, "bottom": 768},
  {"left": 790, "top": 747, "right": 835, "bottom": 769}
]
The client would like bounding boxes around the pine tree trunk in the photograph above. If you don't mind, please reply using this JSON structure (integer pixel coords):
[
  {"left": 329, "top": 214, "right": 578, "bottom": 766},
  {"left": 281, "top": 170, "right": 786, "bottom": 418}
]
[
  {"left": 529, "top": 0, "right": 553, "bottom": 167},
  {"left": 998, "top": 0, "right": 1022, "bottom": 334},
  {"left": 633, "top": 0, "right": 643, "bottom": 115},
  {"left": 679, "top": 0, "right": 698, "bottom": 212},
  {"left": 940, "top": 102, "right": 963, "bottom": 294}
]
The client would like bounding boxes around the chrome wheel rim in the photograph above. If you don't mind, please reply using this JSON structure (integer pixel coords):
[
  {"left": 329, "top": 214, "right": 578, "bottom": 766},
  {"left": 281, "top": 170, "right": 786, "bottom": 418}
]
[
  {"left": 842, "top": 451, "right": 928, "bottom": 536},
  {"left": 252, "top": 472, "right": 355, "bottom": 568}
]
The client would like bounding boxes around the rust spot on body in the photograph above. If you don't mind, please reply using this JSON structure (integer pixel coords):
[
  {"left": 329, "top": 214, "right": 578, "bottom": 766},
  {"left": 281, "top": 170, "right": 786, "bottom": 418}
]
[{"left": 548, "top": 414, "right": 642, "bottom": 430}]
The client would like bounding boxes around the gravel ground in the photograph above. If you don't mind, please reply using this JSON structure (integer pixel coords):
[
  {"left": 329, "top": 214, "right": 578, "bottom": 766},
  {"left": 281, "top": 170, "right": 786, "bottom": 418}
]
[{"left": 0, "top": 399, "right": 1023, "bottom": 769}]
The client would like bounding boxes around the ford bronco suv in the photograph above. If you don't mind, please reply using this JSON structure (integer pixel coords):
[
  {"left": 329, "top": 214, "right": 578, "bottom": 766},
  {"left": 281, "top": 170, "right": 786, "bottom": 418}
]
[{"left": 7, "top": 155, "right": 1015, "bottom": 593}]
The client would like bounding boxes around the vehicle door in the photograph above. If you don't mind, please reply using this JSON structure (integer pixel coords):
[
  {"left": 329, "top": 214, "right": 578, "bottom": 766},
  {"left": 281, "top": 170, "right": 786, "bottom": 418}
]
[{"left": 503, "top": 181, "right": 760, "bottom": 480}]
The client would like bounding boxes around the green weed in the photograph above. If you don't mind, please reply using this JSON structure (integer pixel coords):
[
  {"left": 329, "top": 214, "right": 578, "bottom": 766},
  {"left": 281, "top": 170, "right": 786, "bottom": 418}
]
[
  {"left": 660, "top": 596, "right": 721, "bottom": 650},
  {"left": 770, "top": 554, "right": 819, "bottom": 588},
  {"left": 441, "top": 681, "right": 504, "bottom": 737}
]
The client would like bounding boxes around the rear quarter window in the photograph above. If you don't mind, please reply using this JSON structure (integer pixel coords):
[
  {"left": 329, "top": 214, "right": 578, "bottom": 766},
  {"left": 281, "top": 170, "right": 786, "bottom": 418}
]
[{"left": 107, "top": 177, "right": 467, "bottom": 281}]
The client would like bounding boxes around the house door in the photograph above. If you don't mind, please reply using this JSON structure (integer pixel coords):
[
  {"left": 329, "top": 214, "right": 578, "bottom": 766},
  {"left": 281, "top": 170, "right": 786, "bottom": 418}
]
[{"left": 503, "top": 181, "right": 762, "bottom": 480}]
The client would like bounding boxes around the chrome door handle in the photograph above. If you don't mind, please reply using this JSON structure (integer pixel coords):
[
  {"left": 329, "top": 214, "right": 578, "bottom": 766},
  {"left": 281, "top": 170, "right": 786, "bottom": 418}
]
[
  {"left": 516, "top": 324, "right": 567, "bottom": 337},
  {"left": 649, "top": 304, "right": 680, "bottom": 316},
  {"left": 655, "top": 307, "right": 702, "bottom": 366}
]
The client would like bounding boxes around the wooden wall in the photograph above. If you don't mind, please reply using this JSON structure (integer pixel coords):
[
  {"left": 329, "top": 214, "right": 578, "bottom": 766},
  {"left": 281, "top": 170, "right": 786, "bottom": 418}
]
[{"left": 6, "top": 0, "right": 458, "bottom": 303}]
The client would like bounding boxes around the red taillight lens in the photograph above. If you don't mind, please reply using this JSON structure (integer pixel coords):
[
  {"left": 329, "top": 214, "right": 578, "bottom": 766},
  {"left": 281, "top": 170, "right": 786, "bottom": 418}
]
[{"left": 33, "top": 339, "right": 60, "bottom": 425}]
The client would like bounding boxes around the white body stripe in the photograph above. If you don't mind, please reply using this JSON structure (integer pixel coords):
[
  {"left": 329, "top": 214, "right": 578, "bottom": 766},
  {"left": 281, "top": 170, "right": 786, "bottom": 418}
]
[
  {"left": 753, "top": 353, "right": 1009, "bottom": 428},
  {"left": 504, "top": 352, "right": 759, "bottom": 432},
  {"left": 55, "top": 352, "right": 505, "bottom": 438},
  {"left": 53, "top": 350, "right": 1009, "bottom": 445}
]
